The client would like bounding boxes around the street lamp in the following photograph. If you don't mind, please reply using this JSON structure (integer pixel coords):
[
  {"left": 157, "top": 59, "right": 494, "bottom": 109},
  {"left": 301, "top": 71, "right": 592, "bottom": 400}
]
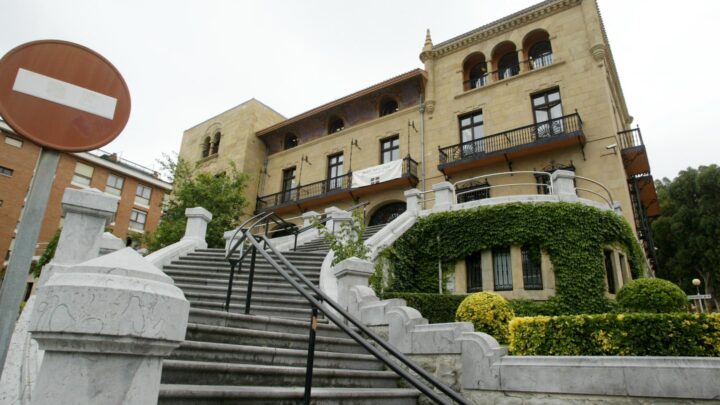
[{"left": 692, "top": 278, "right": 705, "bottom": 313}]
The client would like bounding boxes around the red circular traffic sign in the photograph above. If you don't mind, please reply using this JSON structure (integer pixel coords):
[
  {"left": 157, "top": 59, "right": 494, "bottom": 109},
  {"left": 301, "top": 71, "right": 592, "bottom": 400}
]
[{"left": 0, "top": 40, "right": 131, "bottom": 152}]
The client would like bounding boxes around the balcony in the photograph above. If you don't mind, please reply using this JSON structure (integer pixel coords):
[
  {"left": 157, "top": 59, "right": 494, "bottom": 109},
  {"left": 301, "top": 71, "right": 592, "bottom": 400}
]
[
  {"left": 257, "top": 156, "right": 419, "bottom": 214},
  {"left": 438, "top": 113, "right": 584, "bottom": 175},
  {"left": 618, "top": 128, "right": 650, "bottom": 177}
]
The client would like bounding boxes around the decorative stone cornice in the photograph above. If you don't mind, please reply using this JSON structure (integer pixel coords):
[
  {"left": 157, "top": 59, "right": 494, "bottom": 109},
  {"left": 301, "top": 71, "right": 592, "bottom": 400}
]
[{"left": 424, "top": 0, "right": 581, "bottom": 60}]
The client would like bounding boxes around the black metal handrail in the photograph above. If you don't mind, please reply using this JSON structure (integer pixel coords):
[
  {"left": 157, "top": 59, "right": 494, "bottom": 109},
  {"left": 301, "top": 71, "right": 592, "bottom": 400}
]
[
  {"left": 230, "top": 229, "right": 469, "bottom": 404},
  {"left": 618, "top": 127, "right": 643, "bottom": 150},
  {"left": 257, "top": 157, "right": 418, "bottom": 211},
  {"left": 439, "top": 113, "right": 583, "bottom": 166}
]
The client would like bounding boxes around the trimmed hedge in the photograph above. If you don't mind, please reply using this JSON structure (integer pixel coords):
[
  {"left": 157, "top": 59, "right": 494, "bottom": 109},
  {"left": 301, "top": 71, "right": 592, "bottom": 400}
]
[
  {"left": 616, "top": 278, "right": 688, "bottom": 313},
  {"left": 456, "top": 292, "right": 515, "bottom": 344},
  {"left": 381, "top": 292, "right": 467, "bottom": 324},
  {"left": 509, "top": 313, "right": 720, "bottom": 356}
]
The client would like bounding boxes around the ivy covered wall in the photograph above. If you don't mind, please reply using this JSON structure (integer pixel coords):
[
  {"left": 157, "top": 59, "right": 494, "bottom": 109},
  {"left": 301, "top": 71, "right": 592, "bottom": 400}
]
[{"left": 384, "top": 202, "right": 644, "bottom": 314}]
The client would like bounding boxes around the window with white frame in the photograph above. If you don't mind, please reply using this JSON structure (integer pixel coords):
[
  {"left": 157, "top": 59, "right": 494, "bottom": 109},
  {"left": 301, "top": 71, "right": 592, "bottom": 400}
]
[
  {"left": 4, "top": 136, "right": 22, "bottom": 148},
  {"left": 72, "top": 162, "right": 94, "bottom": 187},
  {"left": 129, "top": 209, "right": 147, "bottom": 232},
  {"left": 135, "top": 184, "right": 152, "bottom": 206},
  {"left": 105, "top": 174, "right": 124, "bottom": 196}
]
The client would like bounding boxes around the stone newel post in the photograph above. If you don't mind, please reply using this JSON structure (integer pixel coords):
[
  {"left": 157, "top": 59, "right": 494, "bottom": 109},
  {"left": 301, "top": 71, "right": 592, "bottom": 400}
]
[
  {"left": 551, "top": 170, "right": 578, "bottom": 201},
  {"left": 182, "top": 207, "right": 213, "bottom": 248},
  {"left": 29, "top": 248, "right": 189, "bottom": 405},
  {"left": 302, "top": 210, "right": 320, "bottom": 227},
  {"left": 404, "top": 188, "right": 421, "bottom": 213},
  {"left": 432, "top": 181, "right": 455, "bottom": 212},
  {"left": 333, "top": 257, "right": 374, "bottom": 311},
  {"left": 325, "top": 207, "right": 352, "bottom": 239}
]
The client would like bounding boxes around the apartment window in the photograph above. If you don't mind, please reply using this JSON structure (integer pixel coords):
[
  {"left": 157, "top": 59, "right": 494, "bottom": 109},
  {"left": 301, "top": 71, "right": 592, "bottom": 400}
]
[
  {"left": 105, "top": 174, "right": 124, "bottom": 196},
  {"left": 72, "top": 162, "right": 94, "bottom": 187},
  {"left": 521, "top": 245, "right": 543, "bottom": 290},
  {"left": 495, "top": 42, "right": 520, "bottom": 80},
  {"left": 327, "top": 153, "right": 344, "bottom": 190},
  {"left": 463, "top": 52, "right": 488, "bottom": 90},
  {"left": 281, "top": 167, "right": 296, "bottom": 203},
  {"left": 129, "top": 209, "right": 147, "bottom": 232},
  {"left": 162, "top": 193, "right": 171, "bottom": 214},
  {"left": 284, "top": 133, "right": 298, "bottom": 150},
  {"left": 466, "top": 251, "right": 483, "bottom": 293},
  {"left": 456, "top": 179, "right": 490, "bottom": 203},
  {"left": 459, "top": 111, "right": 485, "bottom": 156},
  {"left": 0, "top": 166, "right": 13, "bottom": 177},
  {"left": 4, "top": 136, "right": 22, "bottom": 148},
  {"left": 379, "top": 97, "right": 398, "bottom": 117},
  {"left": 493, "top": 247, "right": 513, "bottom": 291},
  {"left": 135, "top": 184, "right": 152, "bottom": 206},
  {"left": 525, "top": 29, "right": 553, "bottom": 70},
  {"left": 604, "top": 250, "right": 616, "bottom": 294},
  {"left": 380, "top": 136, "right": 400, "bottom": 163},
  {"left": 328, "top": 116, "right": 345, "bottom": 134},
  {"left": 202, "top": 136, "right": 211, "bottom": 158},
  {"left": 532, "top": 89, "right": 564, "bottom": 137}
]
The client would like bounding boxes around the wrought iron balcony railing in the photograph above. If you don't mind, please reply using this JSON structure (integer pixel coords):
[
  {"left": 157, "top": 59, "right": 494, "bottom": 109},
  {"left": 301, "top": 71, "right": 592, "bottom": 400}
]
[
  {"left": 618, "top": 128, "right": 644, "bottom": 150},
  {"left": 257, "top": 156, "right": 418, "bottom": 211},
  {"left": 439, "top": 113, "right": 583, "bottom": 167}
]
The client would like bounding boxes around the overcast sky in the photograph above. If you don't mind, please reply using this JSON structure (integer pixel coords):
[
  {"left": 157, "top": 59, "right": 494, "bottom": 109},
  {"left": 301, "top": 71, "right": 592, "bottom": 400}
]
[{"left": 1, "top": 0, "right": 718, "bottom": 181}]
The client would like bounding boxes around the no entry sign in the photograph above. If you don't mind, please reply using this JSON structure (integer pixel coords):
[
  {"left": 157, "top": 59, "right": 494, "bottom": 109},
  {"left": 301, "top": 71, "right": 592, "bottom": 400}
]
[{"left": 0, "top": 40, "right": 131, "bottom": 151}]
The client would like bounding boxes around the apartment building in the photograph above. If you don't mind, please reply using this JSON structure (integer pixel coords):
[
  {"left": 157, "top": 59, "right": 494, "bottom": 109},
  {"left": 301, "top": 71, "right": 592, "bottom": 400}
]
[
  {"left": 179, "top": 0, "right": 658, "bottom": 295},
  {"left": 0, "top": 120, "right": 172, "bottom": 264}
]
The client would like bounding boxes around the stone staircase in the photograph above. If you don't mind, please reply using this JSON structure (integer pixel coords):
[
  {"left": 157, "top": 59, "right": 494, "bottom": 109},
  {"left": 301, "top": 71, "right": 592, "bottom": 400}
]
[
  {"left": 294, "top": 223, "right": 386, "bottom": 252},
  {"left": 158, "top": 245, "right": 419, "bottom": 404}
]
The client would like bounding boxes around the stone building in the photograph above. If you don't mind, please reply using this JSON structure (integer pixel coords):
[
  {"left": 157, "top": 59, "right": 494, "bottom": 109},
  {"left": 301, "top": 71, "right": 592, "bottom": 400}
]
[
  {"left": 178, "top": 0, "right": 657, "bottom": 297},
  {"left": 0, "top": 119, "right": 172, "bottom": 267}
]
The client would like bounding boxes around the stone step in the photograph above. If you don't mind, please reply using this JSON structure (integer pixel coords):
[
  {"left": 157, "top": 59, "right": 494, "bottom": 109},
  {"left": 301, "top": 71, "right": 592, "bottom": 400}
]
[
  {"left": 164, "top": 268, "right": 319, "bottom": 284},
  {"left": 171, "top": 340, "right": 384, "bottom": 370},
  {"left": 171, "top": 277, "right": 310, "bottom": 293},
  {"left": 161, "top": 360, "right": 399, "bottom": 388},
  {"left": 158, "top": 385, "right": 419, "bottom": 405},
  {"left": 188, "top": 309, "right": 350, "bottom": 340},
  {"left": 167, "top": 261, "right": 322, "bottom": 275},
  {"left": 176, "top": 283, "right": 311, "bottom": 297},
  {"left": 190, "top": 300, "right": 319, "bottom": 320},
  {"left": 176, "top": 256, "right": 324, "bottom": 267},
  {"left": 184, "top": 323, "right": 367, "bottom": 354},
  {"left": 187, "top": 250, "right": 328, "bottom": 258},
  {"left": 185, "top": 291, "right": 312, "bottom": 309}
]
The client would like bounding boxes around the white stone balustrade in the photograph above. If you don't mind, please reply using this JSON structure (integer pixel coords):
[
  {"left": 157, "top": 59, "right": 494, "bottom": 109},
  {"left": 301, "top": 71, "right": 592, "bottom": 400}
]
[
  {"left": 29, "top": 248, "right": 189, "bottom": 405},
  {"left": 431, "top": 181, "right": 454, "bottom": 212}
]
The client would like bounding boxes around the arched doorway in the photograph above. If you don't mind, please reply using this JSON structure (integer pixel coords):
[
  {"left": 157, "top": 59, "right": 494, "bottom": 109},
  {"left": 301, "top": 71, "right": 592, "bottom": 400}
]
[{"left": 369, "top": 202, "right": 406, "bottom": 226}]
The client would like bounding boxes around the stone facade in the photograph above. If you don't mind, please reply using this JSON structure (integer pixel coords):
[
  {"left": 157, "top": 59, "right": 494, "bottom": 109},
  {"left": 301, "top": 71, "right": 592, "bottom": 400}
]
[
  {"left": 179, "top": 0, "right": 657, "bottom": 281},
  {"left": 0, "top": 122, "right": 172, "bottom": 267}
]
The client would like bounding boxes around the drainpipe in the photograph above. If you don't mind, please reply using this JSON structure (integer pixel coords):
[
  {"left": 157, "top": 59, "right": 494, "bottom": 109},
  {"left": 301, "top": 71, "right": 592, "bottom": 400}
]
[{"left": 419, "top": 99, "right": 427, "bottom": 207}]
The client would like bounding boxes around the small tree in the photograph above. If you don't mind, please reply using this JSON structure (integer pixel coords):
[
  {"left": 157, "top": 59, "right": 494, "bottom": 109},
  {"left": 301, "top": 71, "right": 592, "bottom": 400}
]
[
  {"left": 145, "top": 155, "right": 249, "bottom": 251},
  {"left": 316, "top": 211, "right": 369, "bottom": 265}
]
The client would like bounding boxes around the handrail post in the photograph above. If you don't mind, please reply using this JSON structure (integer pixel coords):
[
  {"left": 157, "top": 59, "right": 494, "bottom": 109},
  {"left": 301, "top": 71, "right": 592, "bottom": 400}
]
[
  {"left": 225, "top": 259, "right": 239, "bottom": 312},
  {"left": 245, "top": 241, "right": 257, "bottom": 315},
  {"left": 303, "top": 305, "right": 319, "bottom": 404}
]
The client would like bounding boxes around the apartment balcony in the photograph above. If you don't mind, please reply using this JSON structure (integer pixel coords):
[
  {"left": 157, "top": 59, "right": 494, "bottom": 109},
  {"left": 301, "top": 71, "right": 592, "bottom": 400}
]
[
  {"left": 618, "top": 128, "right": 650, "bottom": 177},
  {"left": 256, "top": 156, "right": 419, "bottom": 214},
  {"left": 438, "top": 113, "right": 584, "bottom": 175}
]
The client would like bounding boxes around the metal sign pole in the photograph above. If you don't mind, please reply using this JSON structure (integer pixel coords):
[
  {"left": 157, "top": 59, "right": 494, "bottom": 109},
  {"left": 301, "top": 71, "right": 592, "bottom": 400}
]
[{"left": 0, "top": 148, "right": 60, "bottom": 374}]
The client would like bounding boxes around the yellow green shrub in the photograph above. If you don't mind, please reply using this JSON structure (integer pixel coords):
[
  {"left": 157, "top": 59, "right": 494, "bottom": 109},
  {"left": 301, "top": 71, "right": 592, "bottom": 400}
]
[
  {"left": 509, "top": 313, "right": 720, "bottom": 356},
  {"left": 456, "top": 292, "right": 514, "bottom": 344}
]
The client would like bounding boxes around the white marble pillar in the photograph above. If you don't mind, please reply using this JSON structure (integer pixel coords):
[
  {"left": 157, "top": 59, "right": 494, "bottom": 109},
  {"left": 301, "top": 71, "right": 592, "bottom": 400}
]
[
  {"left": 182, "top": 207, "right": 212, "bottom": 248},
  {"left": 404, "top": 188, "right": 421, "bottom": 213},
  {"left": 432, "top": 181, "right": 455, "bottom": 212}
]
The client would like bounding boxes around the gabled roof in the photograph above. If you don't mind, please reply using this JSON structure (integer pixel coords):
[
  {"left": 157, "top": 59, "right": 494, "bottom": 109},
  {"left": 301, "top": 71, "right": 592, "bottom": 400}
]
[{"left": 256, "top": 69, "right": 426, "bottom": 137}]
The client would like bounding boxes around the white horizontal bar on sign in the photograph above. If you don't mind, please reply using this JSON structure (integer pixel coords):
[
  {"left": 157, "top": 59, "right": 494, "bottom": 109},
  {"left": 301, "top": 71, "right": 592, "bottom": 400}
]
[{"left": 12, "top": 68, "right": 118, "bottom": 120}]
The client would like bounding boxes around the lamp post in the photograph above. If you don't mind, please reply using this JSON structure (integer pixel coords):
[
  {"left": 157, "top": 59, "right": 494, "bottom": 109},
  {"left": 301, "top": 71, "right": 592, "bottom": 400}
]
[{"left": 692, "top": 278, "right": 705, "bottom": 313}]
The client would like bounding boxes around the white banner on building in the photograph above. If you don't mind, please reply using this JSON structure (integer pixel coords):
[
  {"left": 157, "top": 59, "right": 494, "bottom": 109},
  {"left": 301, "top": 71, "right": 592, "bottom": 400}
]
[{"left": 352, "top": 159, "right": 403, "bottom": 188}]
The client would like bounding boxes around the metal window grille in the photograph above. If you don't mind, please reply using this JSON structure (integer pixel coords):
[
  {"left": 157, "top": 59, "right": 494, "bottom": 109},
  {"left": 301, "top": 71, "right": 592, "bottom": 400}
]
[
  {"left": 521, "top": 245, "right": 543, "bottom": 290},
  {"left": 493, "top": 247, "right": 513, "bottom": 291},
  {"left": 466, "top": 251, "right": 483, "bottom": 292}
]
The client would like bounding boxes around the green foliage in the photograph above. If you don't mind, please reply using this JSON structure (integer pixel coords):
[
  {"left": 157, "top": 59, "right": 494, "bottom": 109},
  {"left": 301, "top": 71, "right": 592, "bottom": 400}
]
[
  {"left": 456, "top": 292, "right": 515, "bottom": 343},
  {"left": 616, "top": 278, "right": 688, "bottom": 313},
  {"left": 508, "top": 299, "right": 553, "bottom": 317},
  {"left": 381, "top": 292, "right": 468, "bottom": 324},
  {"left": 144, "top": 156, "right": 249, "bottom": 251},
  {"left": 652, "top": 165, "right": 720, "bottom": 307},
  {"left": 317, "top": 211, "right": 369, "bottom": 266},
  {"left": 31, "top": 228, "right": 61, "bottom": 278},
  {"left": 386, "top": 202, "right": 644, "bottom": 314},
  {"left": 509, "top": 313, "right": 720, "bottom": 356}
]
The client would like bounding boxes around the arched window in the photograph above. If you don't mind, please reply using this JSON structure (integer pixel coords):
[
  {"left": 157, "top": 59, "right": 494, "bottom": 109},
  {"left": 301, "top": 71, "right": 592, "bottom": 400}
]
[
  {"left": 379, "top": 97, "right": 399, "bottom": 117},
  {"left": 211, "top": 132, "right": 221, "bottom": 155},
  {"left": 284, "top": 133, "right": 298, "bottom": 150},
  {"left": 524, "top": 29, "right": 553, "bottom": 70},
  {"left": 201, "top": 136, "right": 211, "bottom": 158},
  {"left": 492, "top": 41, "right": 519, "bottom": 80},
  {"left": 328, "top": 116, "right": 345, "bottom": 134},
  {"left": 369, "top": 202, "right": 406, "bottom": 226},
  {"left": 462, "top": 52, "right": 488, "bottom": 90}
]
